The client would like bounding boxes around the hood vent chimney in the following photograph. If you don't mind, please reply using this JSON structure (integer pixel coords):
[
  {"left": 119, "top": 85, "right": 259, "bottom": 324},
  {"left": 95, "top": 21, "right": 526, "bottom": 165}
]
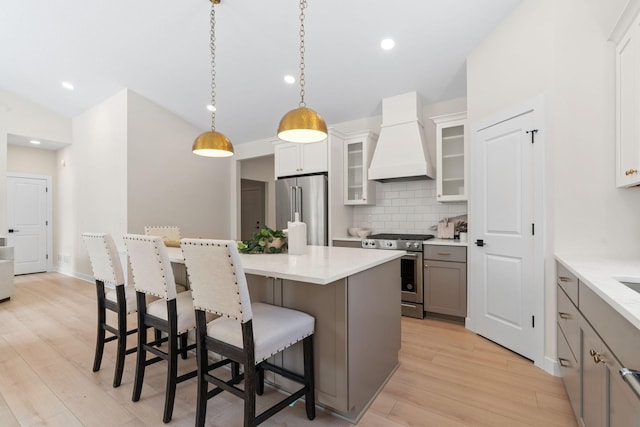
[{"left": 368, "top": 92, "right": 435, "bottom": 182}]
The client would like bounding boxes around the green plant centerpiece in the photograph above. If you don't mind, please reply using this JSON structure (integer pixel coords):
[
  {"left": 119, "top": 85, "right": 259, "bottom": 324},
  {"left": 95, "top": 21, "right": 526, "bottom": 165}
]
[{"left": 237, "top": 227, "right": 288, "bottom": 254}]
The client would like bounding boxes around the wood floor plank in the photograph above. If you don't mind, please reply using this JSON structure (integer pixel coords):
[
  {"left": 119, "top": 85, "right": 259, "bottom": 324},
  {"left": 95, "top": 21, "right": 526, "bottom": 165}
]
[
  {"left": 1, "top": 273, "right": 578, "bottom": 427},
  {"left": 0, "top": 390, "right": 20, "bottom": 427}
]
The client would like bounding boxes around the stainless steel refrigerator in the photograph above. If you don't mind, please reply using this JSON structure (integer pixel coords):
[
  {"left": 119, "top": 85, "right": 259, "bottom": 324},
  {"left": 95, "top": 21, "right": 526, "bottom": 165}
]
[{"left": 275, "top": 174, "right": 328, "bottom": 246}]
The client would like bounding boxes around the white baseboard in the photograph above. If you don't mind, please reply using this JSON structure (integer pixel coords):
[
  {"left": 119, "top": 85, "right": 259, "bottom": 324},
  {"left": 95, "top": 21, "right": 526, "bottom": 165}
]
[
  {"left": 544, "top": 355, "right": 561, "bottom": 377},
  {"left": 53, "top": 266, "right": 93, "bottom": 284}
]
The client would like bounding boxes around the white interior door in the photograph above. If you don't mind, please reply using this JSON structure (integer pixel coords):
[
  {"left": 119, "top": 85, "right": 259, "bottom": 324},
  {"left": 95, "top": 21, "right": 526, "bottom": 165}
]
[
  {"left": 469, "top": 108, "right": 540, "bottom": 362},
  {"left": 7, "top": 175, "right": 50, "bottom": 275}
]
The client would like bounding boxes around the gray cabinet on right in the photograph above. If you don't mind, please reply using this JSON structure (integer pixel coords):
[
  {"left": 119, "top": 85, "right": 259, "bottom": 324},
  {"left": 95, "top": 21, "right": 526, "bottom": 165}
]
[
  {"left": 423, "top": 245, "right": 467, "bottom": 319},
  {"left": 556, "top": 260, "right": 640, "bottom": 426}
]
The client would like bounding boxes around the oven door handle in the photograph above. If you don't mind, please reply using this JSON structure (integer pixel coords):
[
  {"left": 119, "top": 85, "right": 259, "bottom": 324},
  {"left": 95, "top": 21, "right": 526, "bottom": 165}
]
[
  {"left": 402, "top": 253, "right": 419, "bottom": 258},
  {"left": 620, "top": 368, "right": 640, "bottom": 399}
]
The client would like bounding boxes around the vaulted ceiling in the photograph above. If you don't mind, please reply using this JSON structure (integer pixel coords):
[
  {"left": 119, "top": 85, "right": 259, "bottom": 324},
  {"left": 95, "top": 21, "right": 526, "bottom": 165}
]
[{"left": 0, "top": 0, "right": 522, "bottom": 145}]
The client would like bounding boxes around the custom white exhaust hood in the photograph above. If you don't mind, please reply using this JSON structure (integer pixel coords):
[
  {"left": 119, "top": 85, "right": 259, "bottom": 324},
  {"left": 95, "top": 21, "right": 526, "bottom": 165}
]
[{"left": 368, "top": 92, "right": 435, "bottom": 182}]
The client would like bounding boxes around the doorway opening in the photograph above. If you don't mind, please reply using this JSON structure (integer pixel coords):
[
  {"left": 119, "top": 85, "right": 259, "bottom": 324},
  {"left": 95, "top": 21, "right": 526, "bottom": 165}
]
[{"left": 240, "top": 179, "right": 267, "bottom": 241}]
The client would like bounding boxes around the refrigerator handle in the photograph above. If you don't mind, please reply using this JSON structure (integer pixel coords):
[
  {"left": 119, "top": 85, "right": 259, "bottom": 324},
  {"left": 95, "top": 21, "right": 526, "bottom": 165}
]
[
  {"left": 296, "top": 186, "right": 303, "bottom": 220},
  {"left": 290, "top": 186, "right": 296, "bottom": 222}
]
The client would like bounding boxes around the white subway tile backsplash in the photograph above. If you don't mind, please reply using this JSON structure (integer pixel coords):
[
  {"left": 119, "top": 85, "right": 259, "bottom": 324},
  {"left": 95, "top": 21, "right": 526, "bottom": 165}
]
[{"left": 351, "top": 180, "right": 467, "bottom": 234}]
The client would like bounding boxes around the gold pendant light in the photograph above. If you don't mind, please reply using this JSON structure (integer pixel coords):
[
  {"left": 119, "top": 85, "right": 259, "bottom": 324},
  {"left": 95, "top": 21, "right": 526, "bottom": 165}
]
[
  {"left": 192, "top": 0, "right": 234, "bottom": 157},
  {"left": 277, "top": 0, "right": 327, "bottom": 144}
]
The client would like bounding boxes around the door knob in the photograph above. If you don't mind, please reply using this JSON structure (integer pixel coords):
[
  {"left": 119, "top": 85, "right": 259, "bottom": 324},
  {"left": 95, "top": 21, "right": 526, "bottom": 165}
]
[{"left": 475, "top": 239, "right": 485, "bottom": 247}]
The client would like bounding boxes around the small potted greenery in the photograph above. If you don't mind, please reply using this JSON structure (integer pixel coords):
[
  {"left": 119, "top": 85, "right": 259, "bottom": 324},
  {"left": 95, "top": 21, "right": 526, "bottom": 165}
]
[{"left": 237, "top": 227, "right": 288, "bottom": 254}]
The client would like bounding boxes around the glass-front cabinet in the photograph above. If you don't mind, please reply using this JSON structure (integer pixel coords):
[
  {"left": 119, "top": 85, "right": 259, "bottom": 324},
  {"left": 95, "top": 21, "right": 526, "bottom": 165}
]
[
  {"left": 344, "top": 131, "right": 377, "bottom": 205},
  {"left": 431, "top": 112, "right": 467, "bottom": 202}
]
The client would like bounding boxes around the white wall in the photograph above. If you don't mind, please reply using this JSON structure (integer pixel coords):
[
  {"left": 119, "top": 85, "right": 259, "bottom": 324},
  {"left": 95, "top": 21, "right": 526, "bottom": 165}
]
[
  {"left": 59, "top": 90, "right": 128, "bottom": 277},
  {"left": 126, "top": 90, "right": 232, "bottom": 241},
  {"left": 467, "top": 0, "right": 640, "bottom": 367},
  {"left": 7, "top": 145, "right": 57, "bottom": 176},
  {"left": 0, "top": 90, "right": 71, "bottom": 233}
]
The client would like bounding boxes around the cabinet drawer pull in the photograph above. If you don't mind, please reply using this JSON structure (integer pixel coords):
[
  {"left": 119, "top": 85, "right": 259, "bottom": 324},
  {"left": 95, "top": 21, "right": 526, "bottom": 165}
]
[
  {"left": 590, "top": 349, "right": 605, "bottom": 364},
  {"left": 625, "top": 168, "right": 638, "bottom": 176},
  {"left": 559, "top": 276, "right": 572, "bottom": 283},
  {"left": 558, "top": 312, "right": 571, "bottom": 320},
  {"left": 437, "top": 252, "right": 451, "bottom": 256},
  {"left": 559, "top": 358, "right": 572, "bottom": 368}
]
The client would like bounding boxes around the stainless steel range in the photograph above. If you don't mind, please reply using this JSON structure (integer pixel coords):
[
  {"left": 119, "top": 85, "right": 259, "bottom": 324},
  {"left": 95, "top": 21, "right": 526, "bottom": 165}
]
[{"left": 362, "top": 233, "right": 434, "bottom": 319}]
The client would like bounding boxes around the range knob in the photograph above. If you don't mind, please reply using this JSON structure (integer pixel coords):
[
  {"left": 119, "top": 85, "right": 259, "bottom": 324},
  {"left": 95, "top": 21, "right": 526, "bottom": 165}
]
[
  {"left": 405, "top": 242, "right": 412, "bottom": 249},
  {"left": 413, "top": 242, "right": 421, "bottom": 249},
  {"left": 385, "top": 241, "right": 393, "bottom": 248}
]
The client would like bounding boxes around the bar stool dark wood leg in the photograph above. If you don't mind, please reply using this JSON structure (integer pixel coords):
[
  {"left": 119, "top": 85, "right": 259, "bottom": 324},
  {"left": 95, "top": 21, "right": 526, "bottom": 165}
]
[{"left": 93, "top": 280, "right": 107, "bottom": 373}]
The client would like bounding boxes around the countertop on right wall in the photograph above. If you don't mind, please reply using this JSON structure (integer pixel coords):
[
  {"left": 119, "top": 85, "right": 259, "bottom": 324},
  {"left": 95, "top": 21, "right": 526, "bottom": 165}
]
[{"left": 555, "top": 253, "right": 640, "bottom": 329}]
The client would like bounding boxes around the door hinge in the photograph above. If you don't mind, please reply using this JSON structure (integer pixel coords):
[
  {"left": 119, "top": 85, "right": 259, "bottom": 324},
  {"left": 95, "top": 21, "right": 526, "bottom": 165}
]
[
  {"left": 46, "top": 254, "right": 49, "bottom": 260},
  {"left": 526, "top": 129, "right": 538, "bottom": 144},
  {"left": 532, "top": 315, "right": 535, "bottom": 328},
  {"left": 46, "top": 187, "right": 48, "bottom": 192},
  {"left": 46, "top": 220, "right": 48, "bottom": 226},
  {"left": 532, "top": 223, "right": 535, "bottom": 235}
]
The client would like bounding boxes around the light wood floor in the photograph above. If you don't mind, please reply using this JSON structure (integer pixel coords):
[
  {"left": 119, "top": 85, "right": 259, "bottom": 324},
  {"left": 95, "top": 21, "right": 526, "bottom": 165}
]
[{"left": 0, "top": 273, "right": 577, "bottom": 427}]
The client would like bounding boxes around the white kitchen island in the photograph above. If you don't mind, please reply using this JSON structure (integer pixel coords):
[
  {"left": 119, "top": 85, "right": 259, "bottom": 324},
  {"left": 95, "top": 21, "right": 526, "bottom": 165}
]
[{"left": 168, "top": 245, "right": 403, "bottom": 423}]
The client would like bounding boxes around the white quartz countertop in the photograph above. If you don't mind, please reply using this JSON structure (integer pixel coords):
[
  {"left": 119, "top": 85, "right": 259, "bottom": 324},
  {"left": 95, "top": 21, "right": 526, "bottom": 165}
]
[
  {"left": 167, "top": 245, "right": 405, "bottom": 285},
  {"left": 423, "top": 238, "right": 468, "bottom": 247},
  {"left": 555, "top": 253, "right": 640, "bottom": 329}
]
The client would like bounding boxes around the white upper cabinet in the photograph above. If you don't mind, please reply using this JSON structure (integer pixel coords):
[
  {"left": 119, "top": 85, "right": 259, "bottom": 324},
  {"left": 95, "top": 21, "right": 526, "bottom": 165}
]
[
  {"left": 343, "top": 131, "right": 377, "bottom": 205},
  {"left": 274, "top": 140, "right": 328, "bottom": 178},
  {"left": 431, "top": 112, "right": 467, "bottom": 202},
  {"left": 616, "top": 12, "right": 640, "bottom": 188}
]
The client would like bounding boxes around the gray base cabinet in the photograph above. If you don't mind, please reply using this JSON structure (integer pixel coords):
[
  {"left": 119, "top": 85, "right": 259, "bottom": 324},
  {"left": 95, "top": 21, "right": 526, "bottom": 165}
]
[
  {"left": 580, "top": 319, "right": 608, "bottom": 427},
  {"left": 556, "top": 260, "right": 640, "bottom": 426},
  {"left": 424, "top": 245, "right": 467, "bottom": 318}
]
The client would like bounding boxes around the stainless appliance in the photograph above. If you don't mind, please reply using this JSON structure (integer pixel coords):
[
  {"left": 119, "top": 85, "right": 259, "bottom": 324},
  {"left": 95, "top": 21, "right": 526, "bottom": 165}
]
[
  {"left": 362, "top": 233, "right": 434, "bottom": 318},
  {"left": 276, "top": 174, "right": 328, "bottom": 246}
]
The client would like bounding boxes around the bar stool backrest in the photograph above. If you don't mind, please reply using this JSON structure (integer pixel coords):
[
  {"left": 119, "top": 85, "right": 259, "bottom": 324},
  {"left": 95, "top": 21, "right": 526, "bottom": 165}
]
[
  {"left": 180, "top": 239, "right": 253, "bottom": 323},
  {"left": 124, "top": 234, "right": 178, "bottom": 300},
  {"left": 83, "top": 232, "right": 124, "bottom": 286}
]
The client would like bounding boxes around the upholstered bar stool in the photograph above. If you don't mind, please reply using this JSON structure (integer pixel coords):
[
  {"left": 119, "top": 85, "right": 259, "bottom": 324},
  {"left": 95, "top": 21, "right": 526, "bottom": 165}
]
[
  {"left": 180, "top": 238, "right": 316, "bottom": 427},
  {"left": 123, "top": 234, "right": 197, "bottom": 424},
  {"left": 82, "top": 232, "right": 137, "bottom": 388},
  {"left": 144, "top": 226, "right": 188, "bottom": 292}
]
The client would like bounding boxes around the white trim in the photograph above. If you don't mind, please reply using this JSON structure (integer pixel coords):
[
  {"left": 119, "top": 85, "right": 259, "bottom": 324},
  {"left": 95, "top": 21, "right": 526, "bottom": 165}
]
[
  {"left": 609, "top": 0, "right": 640, "bottom": 43},
  {"left": 468, "top": 95, "right": 547, "bottom": 373},
  {"left": 544, "top": 355, "right": 562, "bottom": 377},
  {"left": 7, "top": 172, "right": 54, "bottom": 273},
  {"left": 54, "top": 267, "right": 94, "bottom": 284}
]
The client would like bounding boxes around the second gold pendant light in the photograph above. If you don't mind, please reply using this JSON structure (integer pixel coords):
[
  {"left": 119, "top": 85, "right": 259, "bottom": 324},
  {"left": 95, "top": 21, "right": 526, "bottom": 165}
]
[{"left": 277, "top": 0, "right": 327, "bottom": 144}]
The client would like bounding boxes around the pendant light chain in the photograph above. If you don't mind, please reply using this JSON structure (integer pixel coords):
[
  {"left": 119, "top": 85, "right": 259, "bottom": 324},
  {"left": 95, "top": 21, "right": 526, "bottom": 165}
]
[
  {"left": 209, "top": 2, "right": 217, "bottom": 131},
  {"left": 298, "top": 0, "right": 307, "bottom": 108}
]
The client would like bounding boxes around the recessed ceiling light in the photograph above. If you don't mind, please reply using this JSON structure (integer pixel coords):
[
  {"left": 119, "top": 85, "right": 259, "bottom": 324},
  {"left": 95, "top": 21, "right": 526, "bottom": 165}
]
[
  {"left": 206, "top": 104, "right": 216, "bottom": 112},
  {"left": 380, "top": 38, "right": 395, "bottom": 50},
  {"left": 29, "top": 140, "right": 41, "bottom": 145},
  {"left": 284, "top": 75, "right": 296, "bottom": 84},
  {"left": 61, "top": 81, "right": 75, "bottom": 90}
]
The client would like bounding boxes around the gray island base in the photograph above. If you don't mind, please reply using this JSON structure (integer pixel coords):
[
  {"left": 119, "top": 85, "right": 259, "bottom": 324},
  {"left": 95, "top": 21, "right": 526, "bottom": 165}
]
[
  {"left": 246, "top": 258, "right": 401, "bottom": 422},
  {"left": 168, "top": 245, "right": 403, "bottom": 423}
]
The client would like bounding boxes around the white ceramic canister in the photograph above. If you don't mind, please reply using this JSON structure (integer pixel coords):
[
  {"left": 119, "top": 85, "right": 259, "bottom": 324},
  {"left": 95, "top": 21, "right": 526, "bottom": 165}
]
[{"left": 287, "top": 212, "right": 307, "bottom": 255}]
